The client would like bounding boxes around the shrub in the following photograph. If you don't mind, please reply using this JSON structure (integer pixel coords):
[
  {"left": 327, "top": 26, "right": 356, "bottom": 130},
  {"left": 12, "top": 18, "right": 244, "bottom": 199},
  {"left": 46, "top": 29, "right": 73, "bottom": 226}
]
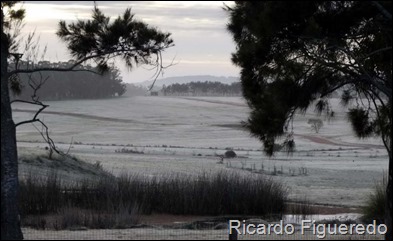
[
  {"left": 361, "top": 176, "right": 387, "bottom": 224},
  {"left": 224, "top": 150, "right": 237, "bottom": 158}
]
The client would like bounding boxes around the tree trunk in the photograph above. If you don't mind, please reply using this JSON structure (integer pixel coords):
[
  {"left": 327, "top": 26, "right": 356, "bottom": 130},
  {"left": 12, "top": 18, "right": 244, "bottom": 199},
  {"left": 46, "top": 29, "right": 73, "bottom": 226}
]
[
  {"left": 386, "top": 154, "right": 392, "bottom": 240},
  {"left": 1, "top": 30, "right": 23, "bottom": 239}
]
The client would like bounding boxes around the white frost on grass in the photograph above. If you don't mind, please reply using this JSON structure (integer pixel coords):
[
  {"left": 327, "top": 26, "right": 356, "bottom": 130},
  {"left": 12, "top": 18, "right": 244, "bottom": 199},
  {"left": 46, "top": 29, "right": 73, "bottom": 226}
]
[{"left": 14, "top": 96, "right": 388, "bottom": 207}]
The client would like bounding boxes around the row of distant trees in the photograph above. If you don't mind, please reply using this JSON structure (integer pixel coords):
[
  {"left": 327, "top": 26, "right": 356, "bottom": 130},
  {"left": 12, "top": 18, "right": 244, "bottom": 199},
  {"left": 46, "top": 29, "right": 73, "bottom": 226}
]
[
  {"left": 161, "top": 81, "right": 241, "bottom": 96},
  {"left": 11, "top": 60, "right": 126, "bottom": 101}
]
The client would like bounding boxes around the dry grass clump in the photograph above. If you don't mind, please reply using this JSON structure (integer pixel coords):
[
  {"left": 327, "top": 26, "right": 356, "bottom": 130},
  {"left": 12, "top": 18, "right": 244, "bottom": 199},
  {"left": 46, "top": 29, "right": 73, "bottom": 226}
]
[
  {"left": 361, "top": 176, "right": 387, "bottom": 224},
  {"left": 20, "top": 169, "right": 288, "bottom": 229}
]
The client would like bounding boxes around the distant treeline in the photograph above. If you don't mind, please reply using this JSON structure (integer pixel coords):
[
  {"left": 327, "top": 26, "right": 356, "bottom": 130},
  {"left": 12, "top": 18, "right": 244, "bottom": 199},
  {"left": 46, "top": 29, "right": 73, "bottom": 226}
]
[
  {"left": 161, "top": 81, "right": 241, "bottom": 96},
  {"left": 11, "top": 61, "right": 126, "bottom": 101},
  {"left": 123, "top": 84, "right": 148, "bottom": 96}
]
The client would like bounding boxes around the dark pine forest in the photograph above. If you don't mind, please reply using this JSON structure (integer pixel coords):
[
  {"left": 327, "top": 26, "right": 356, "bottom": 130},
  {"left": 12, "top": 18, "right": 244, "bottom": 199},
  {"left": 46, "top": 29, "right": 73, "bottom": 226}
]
[{"left": 11, "top": 60, "right": 126, "bottom": 101}]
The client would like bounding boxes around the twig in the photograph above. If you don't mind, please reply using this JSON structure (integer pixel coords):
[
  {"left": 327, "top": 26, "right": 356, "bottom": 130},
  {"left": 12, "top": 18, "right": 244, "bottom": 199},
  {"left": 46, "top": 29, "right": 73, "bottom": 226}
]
[{"left": 12, "top": 73, "right": 67, "bottom": 157}]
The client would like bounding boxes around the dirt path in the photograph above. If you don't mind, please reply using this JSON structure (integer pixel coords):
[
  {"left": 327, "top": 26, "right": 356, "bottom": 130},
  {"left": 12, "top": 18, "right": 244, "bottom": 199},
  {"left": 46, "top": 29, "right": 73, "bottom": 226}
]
[
  {"left": 13, "top": 109, "right": 180, "bottom": 126},
  {"left": 13, "top": 109, "right": 141, "bottom": 124},
  {"left": 294, "top": 134, "right": 384, "bottom": 149}
]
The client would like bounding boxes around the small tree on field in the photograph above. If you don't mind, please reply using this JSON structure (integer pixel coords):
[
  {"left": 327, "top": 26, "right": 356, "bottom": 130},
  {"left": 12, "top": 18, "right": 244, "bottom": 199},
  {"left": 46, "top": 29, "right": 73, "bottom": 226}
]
[{"left": 307, "top": 118, "right": 323, "bottom": 133}]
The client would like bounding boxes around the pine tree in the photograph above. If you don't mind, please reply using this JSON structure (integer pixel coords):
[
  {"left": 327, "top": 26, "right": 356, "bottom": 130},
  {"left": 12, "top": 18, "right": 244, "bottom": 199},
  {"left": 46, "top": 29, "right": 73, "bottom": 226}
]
[
  {"left": 1, "top": 2, "right": 173, "bottom": 239},
  {"left": 226, "top": 2, "right": 391, "bottom": 239}
]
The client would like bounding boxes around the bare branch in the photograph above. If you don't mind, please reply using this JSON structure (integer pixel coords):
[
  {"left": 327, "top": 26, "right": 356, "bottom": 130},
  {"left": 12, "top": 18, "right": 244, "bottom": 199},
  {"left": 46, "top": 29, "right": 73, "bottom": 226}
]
[
  {"left": 14, "top": 117, "right": 41, "bottom": 128},
  {"left": 147, "top": 52, "right": 177, "bottom": 91},
  {"left": 13, "top": 99, "right": 48, "bottom": 127},
  {"left": 12, "top": 73, "right": 67, "bottom": 157},
  {"left": 32, "top": 120, "right": 65, "bottom": 156},
  {"left": 372, "top": 1, "right": 392, "bottom": 20},
  {"left": 28, "top": 72, "right": 48, "bottom": 101},
  {"left": 335, "top": 46, "right": 392, "bottom": 99},
  {"left": 363, "top": 46, "right": 392, "bottom": 60},
  {"left": 300, "top": 44, "right": 391, "bottom": 99},
  {"left": 65, "top": 137, "right": 73, "bottom": 155}
]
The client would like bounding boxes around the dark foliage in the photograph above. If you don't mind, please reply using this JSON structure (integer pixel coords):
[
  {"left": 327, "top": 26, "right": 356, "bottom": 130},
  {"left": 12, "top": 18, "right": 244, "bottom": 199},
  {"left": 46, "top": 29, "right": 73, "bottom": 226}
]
[
  {"left": 57, "top": 6, "right": 173, "bottom": 73},
  {"left": 224, "top": 150, "right": 237, "bottom": 158},
  {"left": 348, "top": 108, "right": 374, "bottom": 138},
  {"left": 162, "top": 81, "right": 241, "bottom": 96},
  {"left": 10, "top": 61, "right": 126, "bottom": 100},
  {"left": 226, "top": 1, "right": 391, "bottom": 155},
  {"left": 226, "top": 2, "right": 391, "bottom": 239}
]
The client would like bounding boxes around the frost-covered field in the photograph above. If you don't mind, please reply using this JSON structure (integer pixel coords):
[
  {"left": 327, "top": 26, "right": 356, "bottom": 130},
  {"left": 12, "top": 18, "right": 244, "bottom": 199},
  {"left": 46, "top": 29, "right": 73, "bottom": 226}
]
[{"left": 13, "top": 96, "right": 388, "bottom": 207}]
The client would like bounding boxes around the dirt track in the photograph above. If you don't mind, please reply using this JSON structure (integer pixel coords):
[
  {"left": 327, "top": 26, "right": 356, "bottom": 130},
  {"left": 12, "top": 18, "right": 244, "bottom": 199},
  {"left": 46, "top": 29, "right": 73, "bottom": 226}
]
[{"left": 294, "top": 134, "right": 384, "bottom": 149}]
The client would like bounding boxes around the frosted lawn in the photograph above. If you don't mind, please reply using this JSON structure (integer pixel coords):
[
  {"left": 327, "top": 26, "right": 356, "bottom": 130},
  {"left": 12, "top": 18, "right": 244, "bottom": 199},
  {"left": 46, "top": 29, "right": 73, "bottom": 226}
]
[{"left": 13, "top": 96, "right": 388, "bottom": 207}]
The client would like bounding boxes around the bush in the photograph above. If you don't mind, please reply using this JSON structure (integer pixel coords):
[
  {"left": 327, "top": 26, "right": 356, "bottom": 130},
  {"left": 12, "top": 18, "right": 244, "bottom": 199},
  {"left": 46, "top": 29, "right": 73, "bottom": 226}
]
[
  {"left": 224, "top": 150, "right": 237, "bottom": 158},
  {"left": 361, "top": 176, "right": 387, "bottom": 224}
]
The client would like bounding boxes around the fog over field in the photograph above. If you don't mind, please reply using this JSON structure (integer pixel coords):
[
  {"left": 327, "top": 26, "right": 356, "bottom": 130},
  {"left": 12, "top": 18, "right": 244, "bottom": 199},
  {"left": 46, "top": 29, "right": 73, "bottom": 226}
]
[{"left": 13, "top": 96, "right": 388, "bottom": 207}]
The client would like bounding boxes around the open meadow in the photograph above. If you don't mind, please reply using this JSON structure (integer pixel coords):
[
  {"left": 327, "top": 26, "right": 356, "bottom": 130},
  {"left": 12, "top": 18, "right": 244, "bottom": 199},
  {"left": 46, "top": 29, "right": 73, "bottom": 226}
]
[{"left": 13, "top": 96, "right": 388, "bottom": 239}]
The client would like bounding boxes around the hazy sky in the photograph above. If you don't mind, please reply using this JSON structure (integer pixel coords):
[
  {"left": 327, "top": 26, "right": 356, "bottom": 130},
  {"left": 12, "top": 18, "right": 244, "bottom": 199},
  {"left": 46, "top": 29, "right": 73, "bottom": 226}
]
[{"left": 18, "top": 1, "right": 239, "bottom": 83}]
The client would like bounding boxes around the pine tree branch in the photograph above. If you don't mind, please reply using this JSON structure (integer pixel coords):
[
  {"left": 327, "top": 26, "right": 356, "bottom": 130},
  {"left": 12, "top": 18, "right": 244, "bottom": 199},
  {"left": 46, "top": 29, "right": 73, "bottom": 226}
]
[{"left": 372, "top": 1, "right": 392, "bottom": 20}]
